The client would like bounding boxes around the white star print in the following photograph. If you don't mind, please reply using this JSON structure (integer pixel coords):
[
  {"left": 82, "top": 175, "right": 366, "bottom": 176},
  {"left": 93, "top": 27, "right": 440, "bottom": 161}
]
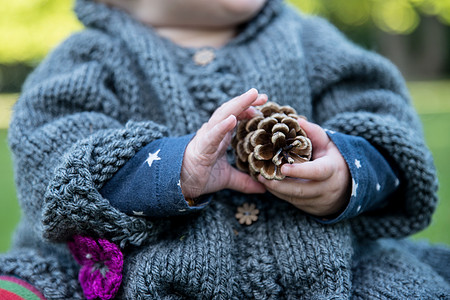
[
  {"left": 355, "top": 159, "right": 361, "bottom": 169},
  {"left": 394, "top": 178, "right": 400, "bottom": 187},
  {"left": 351, "top": 178, "right": 358, "bottom": 197},
  {"left": 145, "top": 149, "right": 161, "bottom": 167},
  {"left": 376, "top": 183, "right": 381, "bottom": 191},
  {"left": 177, "top": 180, "right": 181, "bottom": 187},
  {"left": 357, "top": 205, "right": 361, "bottom": 212},
  {"left": 133, "top": 211, "right": 146, "bottom": 216},
  {"left": 325, "top": 129, "right": 335, "bottom": 134}
]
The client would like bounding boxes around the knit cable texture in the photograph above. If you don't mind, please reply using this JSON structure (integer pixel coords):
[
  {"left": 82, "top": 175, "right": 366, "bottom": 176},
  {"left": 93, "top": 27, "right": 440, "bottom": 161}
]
[
  {"left": 300, "top": 16, "right": 438, "bottom": 239},
  {"left": 0, "top": 0, "right": 448, "bottom": 298},
  {"left": 42, "top": 121, "right": 168, "bottom": 247},
  {"left": 0, "top": 248, "right": 83, "bottom": 298},
  {"left": 119, "top": 197, "right": 354, "bottom": 299}
]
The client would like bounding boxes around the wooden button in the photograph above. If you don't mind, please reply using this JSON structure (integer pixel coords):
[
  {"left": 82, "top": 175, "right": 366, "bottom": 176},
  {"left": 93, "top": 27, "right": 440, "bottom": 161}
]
[
  {"left": 193, "top": 49, "right": 215, "bottom": 66},
  {"left": 235, "top": 203, "right": 259, "bottom": 226}
]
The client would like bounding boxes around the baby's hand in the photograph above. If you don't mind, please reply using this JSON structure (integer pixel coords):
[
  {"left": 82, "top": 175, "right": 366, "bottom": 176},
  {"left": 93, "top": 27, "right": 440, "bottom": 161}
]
[
  {"left": 181, "top": 89, "right": 267, "bottom": 199},
  {"left": 258, "top": 118, "right": 351, "bottom": 217}
]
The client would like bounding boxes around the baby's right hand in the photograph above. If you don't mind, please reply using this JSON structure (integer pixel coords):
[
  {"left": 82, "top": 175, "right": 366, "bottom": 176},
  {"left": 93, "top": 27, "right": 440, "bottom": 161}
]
[{"left": 180, "top": 89, "right": 267, "bottom": 199}]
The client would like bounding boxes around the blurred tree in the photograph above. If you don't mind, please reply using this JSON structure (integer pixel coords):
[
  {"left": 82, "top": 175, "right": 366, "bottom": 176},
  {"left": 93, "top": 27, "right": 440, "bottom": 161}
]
[
  {"left": 0, "top": 0, "right": 81, "bottom": 64},
  {"left": 289, "top": 0, "right": 450, "bottom": 34},
  {"left": 0, "top": 0, "right": 448, "bottom": 90},
  {"left": 288, "top": 0, "right": 450, "bottom": 79},
  {"left": 0, "top": 0, "right": 81, "bottom": 92},
  {"left": 0, "top": 0, "right": 448, "bottom": 64}
]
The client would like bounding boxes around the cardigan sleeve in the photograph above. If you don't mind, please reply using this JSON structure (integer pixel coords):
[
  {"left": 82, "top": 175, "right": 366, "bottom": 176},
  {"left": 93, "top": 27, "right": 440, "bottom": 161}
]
[
  {"left": 313, "top": 131, "right": 399, "bottom": 224},
  {"left": 300, "top": 16, "right": 438, "bottom": 239},
  {"left": 8, "top": 31, "right": 186, "bottom": 248},
  {"left": 100, "top": 134, "right": 210, "bottom": 217}
]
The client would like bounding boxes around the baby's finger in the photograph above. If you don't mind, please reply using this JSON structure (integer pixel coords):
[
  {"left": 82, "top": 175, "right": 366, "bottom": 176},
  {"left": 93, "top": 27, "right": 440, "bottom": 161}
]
[
  {"left": 227, "top": 169, "right": 266, "bottom": 194},
  {"left": 297, "top": 118, "right": 330, "bottom": 154},
  {"left": 202, "top": 115, "right": 236, "bottom": 155},
  {"left": 280, "top": 157, "right": 334, "bottom": 181},
  {"left": 217, "top": 131, "right": 233, "bottom": 154},
  {"left": 236, "top": 107, "right": 261, "bottom": 121},
  {"left": 236, "top": 94, "right": 268, "bottom": 120},
  {"left": 258, "top": 175, "right": 323, "bottom": 199},
  {"left": 266, "top": 188, "right": 318, "bottom": 207},
  {"left": 252, "top": 93, "right": 268, "bottom": 106},
  {"left": 208, "top": 88, "right": 259, "bottom": 127}
]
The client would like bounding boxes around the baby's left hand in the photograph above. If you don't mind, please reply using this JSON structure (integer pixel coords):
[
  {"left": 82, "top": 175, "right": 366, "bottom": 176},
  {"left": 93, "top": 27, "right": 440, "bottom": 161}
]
[{"left": 258, "top": 118, "right": 350, "bottom": 217}]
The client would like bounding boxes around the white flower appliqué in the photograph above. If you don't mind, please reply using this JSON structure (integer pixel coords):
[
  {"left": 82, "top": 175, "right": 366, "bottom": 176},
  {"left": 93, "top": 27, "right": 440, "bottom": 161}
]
[
  {"left": 376, "top": 183, "right": 381, "bottom": 191},
  {"left": 145, "top": 149, "right": 161, "bottom": 167},
  {"left": 351, "top": 178, "right": 358, "bottom": 197},
  {"left": 132, "top": 211, "right": 146, "bottom": 216}
]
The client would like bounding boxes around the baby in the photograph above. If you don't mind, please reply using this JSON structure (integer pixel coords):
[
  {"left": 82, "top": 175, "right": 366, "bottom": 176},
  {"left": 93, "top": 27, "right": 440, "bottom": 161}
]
[
  {"left": 0, "top": 0, "right": 448, "bottom": 299},
  {"left": 99, "top": 0, "right": 352, "bottom": 218}
]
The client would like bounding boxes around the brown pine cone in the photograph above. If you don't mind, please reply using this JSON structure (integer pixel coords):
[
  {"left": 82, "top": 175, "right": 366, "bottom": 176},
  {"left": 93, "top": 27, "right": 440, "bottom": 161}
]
[{"left": 231, "top": 102, "right": 312, "bottom": 180}]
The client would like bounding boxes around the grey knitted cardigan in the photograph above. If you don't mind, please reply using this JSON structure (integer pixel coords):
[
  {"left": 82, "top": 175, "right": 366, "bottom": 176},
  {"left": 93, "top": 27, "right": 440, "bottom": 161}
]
[{"left": 2, "top": 0, "right": 449, "bottom": 298}]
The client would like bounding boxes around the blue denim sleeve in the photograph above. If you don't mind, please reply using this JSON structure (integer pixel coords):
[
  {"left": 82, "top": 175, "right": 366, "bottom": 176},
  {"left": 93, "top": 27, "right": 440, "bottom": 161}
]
[
  {"left": 314, "top": 130, "right": 400, "bottom": 224},
  {"left": 100, "top": 134, "right": 210, "bottom": 217}
]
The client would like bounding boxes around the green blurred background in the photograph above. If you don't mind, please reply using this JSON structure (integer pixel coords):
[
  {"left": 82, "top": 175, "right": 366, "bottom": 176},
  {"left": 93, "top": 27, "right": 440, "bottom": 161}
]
[{"left": 1, "top": 0, "right": 449, "bottom": 252}]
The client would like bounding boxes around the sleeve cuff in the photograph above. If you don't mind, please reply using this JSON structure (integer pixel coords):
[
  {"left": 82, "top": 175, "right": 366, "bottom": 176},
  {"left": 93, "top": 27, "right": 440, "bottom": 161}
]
[
  {"left": 100, "top": 134, "right": 211, "bottom": 218},
  {"left": 314, "top": 130, "right": 399, "bottom": 224}
]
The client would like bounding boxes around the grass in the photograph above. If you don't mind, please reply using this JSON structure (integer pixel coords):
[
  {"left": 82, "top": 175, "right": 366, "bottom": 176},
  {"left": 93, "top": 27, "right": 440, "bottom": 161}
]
[
  {"left": 0, "top": 81, "right": 449, "bottom": 252},
  {"left": 0, "top": 93, "right": 16, "bottom": 129},
  {"left": 412, "top": 112, "right": 450, "bottom": 244},
  {"left": 407, "top": 81, "right": 450, "bottom": 245},
  {"left": 0, "top": 129, "right": 21, "bottom": 252}
]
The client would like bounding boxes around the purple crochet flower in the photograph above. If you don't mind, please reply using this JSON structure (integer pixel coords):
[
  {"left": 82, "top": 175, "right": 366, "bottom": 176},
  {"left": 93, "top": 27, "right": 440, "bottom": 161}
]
[{"left": 68, "top": 235, "right": 123, "bottom": 300}]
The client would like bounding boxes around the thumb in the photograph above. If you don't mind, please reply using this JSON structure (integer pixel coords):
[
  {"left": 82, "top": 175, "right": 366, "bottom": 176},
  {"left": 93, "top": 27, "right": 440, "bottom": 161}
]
[
  {"left": 226, "top": 169, "right": 266, "bottom": 194},
  {"left": 298, "top": 118, "right": 330, "bottom": 151}
]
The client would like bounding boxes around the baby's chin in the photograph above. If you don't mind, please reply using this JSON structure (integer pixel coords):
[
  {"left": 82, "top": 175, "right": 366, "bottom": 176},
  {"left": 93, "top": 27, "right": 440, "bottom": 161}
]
[
  {"left": 132, "top": 0, "right": 268, "bottom": 29},
  {"left": 187, "top": 0, "right": 266, "bottom": 29},
  {"left": 220, "top": 0, "right": 267, "bottom": 23}
]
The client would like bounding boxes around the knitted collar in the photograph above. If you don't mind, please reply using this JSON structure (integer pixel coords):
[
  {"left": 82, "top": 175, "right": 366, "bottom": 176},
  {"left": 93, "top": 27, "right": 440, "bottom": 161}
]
[
  {"left": 74, "top": 0, "right": 284, "bottom": 47},
  {"left": 73, "top": 0, "right": 285, "bottom": 135}
]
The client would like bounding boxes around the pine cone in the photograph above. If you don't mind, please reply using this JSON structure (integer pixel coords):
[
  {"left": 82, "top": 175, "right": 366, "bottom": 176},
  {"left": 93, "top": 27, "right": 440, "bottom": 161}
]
[{"left": 231, "top": 102, "right": 312, "bottom": 180}]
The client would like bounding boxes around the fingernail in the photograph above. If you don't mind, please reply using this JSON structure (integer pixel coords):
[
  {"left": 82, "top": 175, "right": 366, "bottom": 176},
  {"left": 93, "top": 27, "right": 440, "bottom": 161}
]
[
  {"left": 226, "top": 114, "right": 236, "bottom": 123},
  {"left": 256, "top": 93, "right": 267, "bottom": 103},
  {"left": 245, "top": 88, "right": 258, "bottom": 95}
]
